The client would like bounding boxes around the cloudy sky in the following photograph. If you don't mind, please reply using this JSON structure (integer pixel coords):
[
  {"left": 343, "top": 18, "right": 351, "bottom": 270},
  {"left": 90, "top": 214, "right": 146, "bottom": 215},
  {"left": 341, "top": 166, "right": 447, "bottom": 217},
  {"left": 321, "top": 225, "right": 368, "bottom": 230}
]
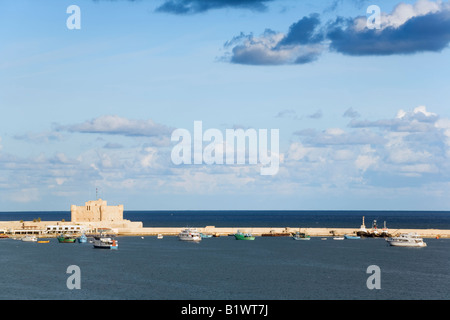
[{"left": 1, "top": 0, "right": 450, "bottom": 211}]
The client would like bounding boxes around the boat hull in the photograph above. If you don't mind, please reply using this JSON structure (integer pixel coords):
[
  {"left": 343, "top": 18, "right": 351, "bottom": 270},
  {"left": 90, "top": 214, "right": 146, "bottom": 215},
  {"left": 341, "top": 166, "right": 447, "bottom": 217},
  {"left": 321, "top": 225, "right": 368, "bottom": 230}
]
[
  {"left": 234, "top": 234, "right": 255, "bottom": 240},
  {"left": 179, "top": 236, "right": 201, "bottom": 241},
  {"left": 21, "top": 236, "right": 37, "bottom": 242},
  {"left": 178, "top": 228, "right": 202, "bottom": 241},
  {"left": 57, "top": 238, "right": 76, "bottom": 243},
  {"left": 386, "top": 233, "right": 427, "bottom": 247},
  {"left": 93, "top": 238, "right": 118, "bottom": 249},
  {"left": 387, "top": 240, "right": 427, "bottom": 247}
]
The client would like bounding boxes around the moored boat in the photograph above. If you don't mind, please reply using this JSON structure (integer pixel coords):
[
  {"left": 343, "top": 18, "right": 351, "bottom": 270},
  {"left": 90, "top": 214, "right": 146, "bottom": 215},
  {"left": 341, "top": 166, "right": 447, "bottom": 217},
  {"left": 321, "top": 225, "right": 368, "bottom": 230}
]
[
  {"left": 344, "top": 234, "right": 360, "bottom": 240},
  {"left": 93, "top": 236, "right": 118, "bottom": 249},
  {"left": 178, "top": 228, "right": 202, "bottom": 242},
  {"left": 21, "top": 235, "right": 37, "bottom": 242},
  {"left": 333, "top": 236, "right": 344, "bottom": 240},
  {"left": 57, "top": 234, "right": 77, "bottom": 243},
  {"left": 200, "top": 233, "right": 212, "bottom": 238},
  {"left": 78, "top": 233, "right": 87, "bottom": 243},
  {"left": 234, "top": 231, "right": 255, "bottom": 240},
  {"left": 386, "top": 233, "right": 427, "bottom": 247},
  {"left": 292, "top": 232, "right": 310, "bottom": 240}
]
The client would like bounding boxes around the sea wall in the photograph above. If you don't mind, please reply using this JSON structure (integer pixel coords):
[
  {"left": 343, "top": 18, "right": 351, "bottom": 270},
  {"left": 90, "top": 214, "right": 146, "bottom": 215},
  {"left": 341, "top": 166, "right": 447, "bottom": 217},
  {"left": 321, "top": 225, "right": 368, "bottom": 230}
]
[
  {"left": 1, "top": 220, "right": 449, "bottom": 238},
  {"left": 117, "top": 226, "right": 450, "bottom": 238}
]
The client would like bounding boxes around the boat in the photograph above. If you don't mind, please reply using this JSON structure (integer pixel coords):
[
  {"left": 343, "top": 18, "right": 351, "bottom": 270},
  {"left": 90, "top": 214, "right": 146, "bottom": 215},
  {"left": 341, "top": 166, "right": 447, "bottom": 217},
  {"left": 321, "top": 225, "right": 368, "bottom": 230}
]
[
  {"left": 37, "top": 240, "right": 50, "bottom": 244},
  {"left": 200, "top": 233, "right": 212, "bottom": 238},
  {"left": 78, "top": 233, "right": 87, "bottom": 243},
  {"left": 93, "top": 236, "right": 118, "bottom": 249},
  {"left": 157, "top": 234, "right": 163, "bottom": 239},
  {"left": 292, "top": 232, "right": 310, "bottom": 240},
  {"left": 356, "top": 217, "right": 390, "bottom": 238},
  {"left": 356, "top": 216, "right": 368, "bottom": 237},
  {"left": 333, "top": 236, "right": 344, "bottom": 240},
  {"left": 344, "top": 234, "right": 360, "bottom": 240},
  {"left": 234, "top": 231, "right": 255, "bottom": 240},
  {"left": 21, "top": 235, "right": 37, "bottom": 242},
  {"left": 386, "top": 233, "right": 427, "bottom": 247},
  {"left": 178, "top": 228, "right": 202, "bottom": 242},
  {"left": 57, "top": 234, "right": 77, "bottom": 243}
]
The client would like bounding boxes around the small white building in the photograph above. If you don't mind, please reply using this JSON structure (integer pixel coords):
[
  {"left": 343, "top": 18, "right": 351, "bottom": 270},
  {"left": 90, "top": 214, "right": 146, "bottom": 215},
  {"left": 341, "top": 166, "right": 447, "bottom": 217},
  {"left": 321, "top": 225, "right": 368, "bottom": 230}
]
[{"left": 46, "top": 225, "right": 90, "bottom": 234}]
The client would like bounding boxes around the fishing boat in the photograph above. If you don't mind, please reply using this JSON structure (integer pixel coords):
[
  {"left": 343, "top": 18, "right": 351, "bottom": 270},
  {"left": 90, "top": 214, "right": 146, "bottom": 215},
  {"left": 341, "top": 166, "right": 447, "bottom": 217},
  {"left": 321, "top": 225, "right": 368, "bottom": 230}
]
[
  {"left": 234, "top": 231, "right": 255, "bottom": 240},
  {"left": 21, "top": 235, "right": 37, "bottom": 242},
  {"left": 200, "top": 233, "right": 213, "bottom": 239},
  {"left": 344, "top": 234, "right": 360, "bottom": 240},
  {"left": 292, "top": 232, "right": 311, "bottom": 240},
  {"left": 386, "top": 233, "right": 427, "bottom": 247},
  {"left": 93, "top": 236, "right": 118, "bottom": 249},
  {"left": 178, "top": 228, "right": 202, "bottom": 242},
  {"left": 78, "top": 233, "right": 87, "bottom": 243},
  {"left": 57, "top": 234, "right": 77, "bottom": 243}
]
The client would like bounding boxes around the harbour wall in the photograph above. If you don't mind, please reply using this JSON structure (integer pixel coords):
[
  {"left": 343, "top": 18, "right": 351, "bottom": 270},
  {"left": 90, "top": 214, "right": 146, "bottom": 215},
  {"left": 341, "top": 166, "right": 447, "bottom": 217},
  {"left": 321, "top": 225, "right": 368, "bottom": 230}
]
[
  {"left": 1, "top": 220, "right": 450, "bottom": 238},
  {"left": 118, "top": 226, "right": 450, "bottom": 238}
]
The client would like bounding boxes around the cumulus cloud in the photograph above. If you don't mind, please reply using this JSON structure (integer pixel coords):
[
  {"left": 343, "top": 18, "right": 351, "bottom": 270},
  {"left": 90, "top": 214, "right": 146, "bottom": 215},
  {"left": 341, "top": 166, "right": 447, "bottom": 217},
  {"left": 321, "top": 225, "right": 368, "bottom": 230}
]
[
  {"left": 286, "top": 105, "right": 450, "bottom": 192},
  {"left": 57, "top": 115, "right": 172, "bottom": 137},
  {"left": 349, "top": 106, "right": 439, "bottom": 132},
  {"left": 155, "top": 0, "right": 273, "bottom": 14},
  {"left": 224, "top": 14, "right": 326, "bottom": 65},
  {"left": 224, "top": 0, "right": 450, "bottom": 65},
  {"left": 327, "top": 0, "right": 450, "bottom": 55}
]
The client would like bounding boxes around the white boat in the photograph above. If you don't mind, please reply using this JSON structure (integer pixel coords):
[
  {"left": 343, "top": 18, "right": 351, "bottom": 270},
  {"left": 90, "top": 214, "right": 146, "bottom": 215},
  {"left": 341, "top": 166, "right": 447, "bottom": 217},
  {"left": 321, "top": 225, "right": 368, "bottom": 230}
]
[
  {"left": 178, "top": 228, "right": 201, "bottom": 242},
  {"left": 157, "top": 234, "right": 163, "bottom": 239},
  {"left": 333, "top": 236, "right": 344, "bottom": 240},
  {"left": 386, "top": 233, "right": 427, "bottom": 247},
  {"left": 93, "top": 236, "right": 118, "bottom": 249},
  {"left": 22, "top": 236, "right": 37, "bottom": 242},
  {"left": 21, "top": 235, "right": 37, "bottom": 242}
]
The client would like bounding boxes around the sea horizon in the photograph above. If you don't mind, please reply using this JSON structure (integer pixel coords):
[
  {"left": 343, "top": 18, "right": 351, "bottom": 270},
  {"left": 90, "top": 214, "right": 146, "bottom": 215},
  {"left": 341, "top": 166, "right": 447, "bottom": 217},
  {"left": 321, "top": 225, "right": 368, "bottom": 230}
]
[{"left": 1, "top": 210, "right": 450, "bottom": 229}]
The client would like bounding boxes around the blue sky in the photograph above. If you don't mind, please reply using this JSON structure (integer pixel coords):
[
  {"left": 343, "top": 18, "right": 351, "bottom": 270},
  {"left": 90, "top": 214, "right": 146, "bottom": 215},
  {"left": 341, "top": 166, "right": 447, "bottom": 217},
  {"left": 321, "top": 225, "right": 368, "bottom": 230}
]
[{"left": 1, "top": 0, "right": 450, "bottom": 211}]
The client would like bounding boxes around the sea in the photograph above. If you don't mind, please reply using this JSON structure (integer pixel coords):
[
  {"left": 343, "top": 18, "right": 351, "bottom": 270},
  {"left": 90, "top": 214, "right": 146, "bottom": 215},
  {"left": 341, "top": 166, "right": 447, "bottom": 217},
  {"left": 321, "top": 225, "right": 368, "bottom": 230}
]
[{"left": 0, "top": 210, "right": 449, "bottom": 303}]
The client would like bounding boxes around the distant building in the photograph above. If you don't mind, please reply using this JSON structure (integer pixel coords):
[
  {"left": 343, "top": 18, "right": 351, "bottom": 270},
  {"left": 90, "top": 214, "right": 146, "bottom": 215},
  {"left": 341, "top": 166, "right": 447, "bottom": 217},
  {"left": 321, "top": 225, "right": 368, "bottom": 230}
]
[{"left": 71, "top": 199, "right": 124, "bottom": 223}]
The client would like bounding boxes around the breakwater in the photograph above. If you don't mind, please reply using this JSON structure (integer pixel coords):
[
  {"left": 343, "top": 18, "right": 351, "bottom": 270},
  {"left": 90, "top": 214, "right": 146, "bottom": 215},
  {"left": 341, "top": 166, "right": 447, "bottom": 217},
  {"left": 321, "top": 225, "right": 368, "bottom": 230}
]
[
  {"left": 1, "top": 220, "right": 450, "bottom": 238},
  {"left": 118, "top": 226, "right": 450, "bottom": 238}
]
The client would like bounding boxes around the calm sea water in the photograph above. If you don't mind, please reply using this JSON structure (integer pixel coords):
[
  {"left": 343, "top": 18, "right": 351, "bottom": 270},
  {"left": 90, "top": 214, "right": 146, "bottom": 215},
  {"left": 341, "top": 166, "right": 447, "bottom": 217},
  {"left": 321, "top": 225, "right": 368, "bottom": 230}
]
[
  {"left": 0, "top": 211, "right": 449, "bottom": 300},
  {"left": 2, "top": 210, "right": 450, "bottom": 228}
]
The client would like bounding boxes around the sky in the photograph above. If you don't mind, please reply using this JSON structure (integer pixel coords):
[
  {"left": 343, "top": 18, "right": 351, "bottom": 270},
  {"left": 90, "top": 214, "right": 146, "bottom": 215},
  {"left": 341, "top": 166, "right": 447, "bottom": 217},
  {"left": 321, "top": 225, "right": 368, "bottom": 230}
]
[{"left": 1, "top": 0, "right": 450, "bottom": 211}]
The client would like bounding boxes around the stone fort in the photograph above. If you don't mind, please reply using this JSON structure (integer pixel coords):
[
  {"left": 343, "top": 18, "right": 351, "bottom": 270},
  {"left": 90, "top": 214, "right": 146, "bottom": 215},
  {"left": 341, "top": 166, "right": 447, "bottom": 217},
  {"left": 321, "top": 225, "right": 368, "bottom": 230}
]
[{"left": 71, "top": 198, "right": 124, "bottom": 223}]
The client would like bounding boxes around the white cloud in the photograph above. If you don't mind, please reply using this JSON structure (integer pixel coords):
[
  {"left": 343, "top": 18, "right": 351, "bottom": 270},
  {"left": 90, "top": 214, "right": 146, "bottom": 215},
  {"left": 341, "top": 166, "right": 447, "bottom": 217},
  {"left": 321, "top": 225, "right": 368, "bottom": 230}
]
[
  {"left": 353, "top": 0, "right": 446, "bottom": 32},
  {"left": 58, "top": 115, "right": 172, "bottom": 137}
]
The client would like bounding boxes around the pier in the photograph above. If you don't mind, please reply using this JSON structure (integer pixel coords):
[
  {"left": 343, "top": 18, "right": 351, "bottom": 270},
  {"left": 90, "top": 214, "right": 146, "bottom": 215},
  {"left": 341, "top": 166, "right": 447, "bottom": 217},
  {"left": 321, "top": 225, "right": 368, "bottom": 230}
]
[{"left": 117, "top": 226, "right": 450, "bottom": 238}]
